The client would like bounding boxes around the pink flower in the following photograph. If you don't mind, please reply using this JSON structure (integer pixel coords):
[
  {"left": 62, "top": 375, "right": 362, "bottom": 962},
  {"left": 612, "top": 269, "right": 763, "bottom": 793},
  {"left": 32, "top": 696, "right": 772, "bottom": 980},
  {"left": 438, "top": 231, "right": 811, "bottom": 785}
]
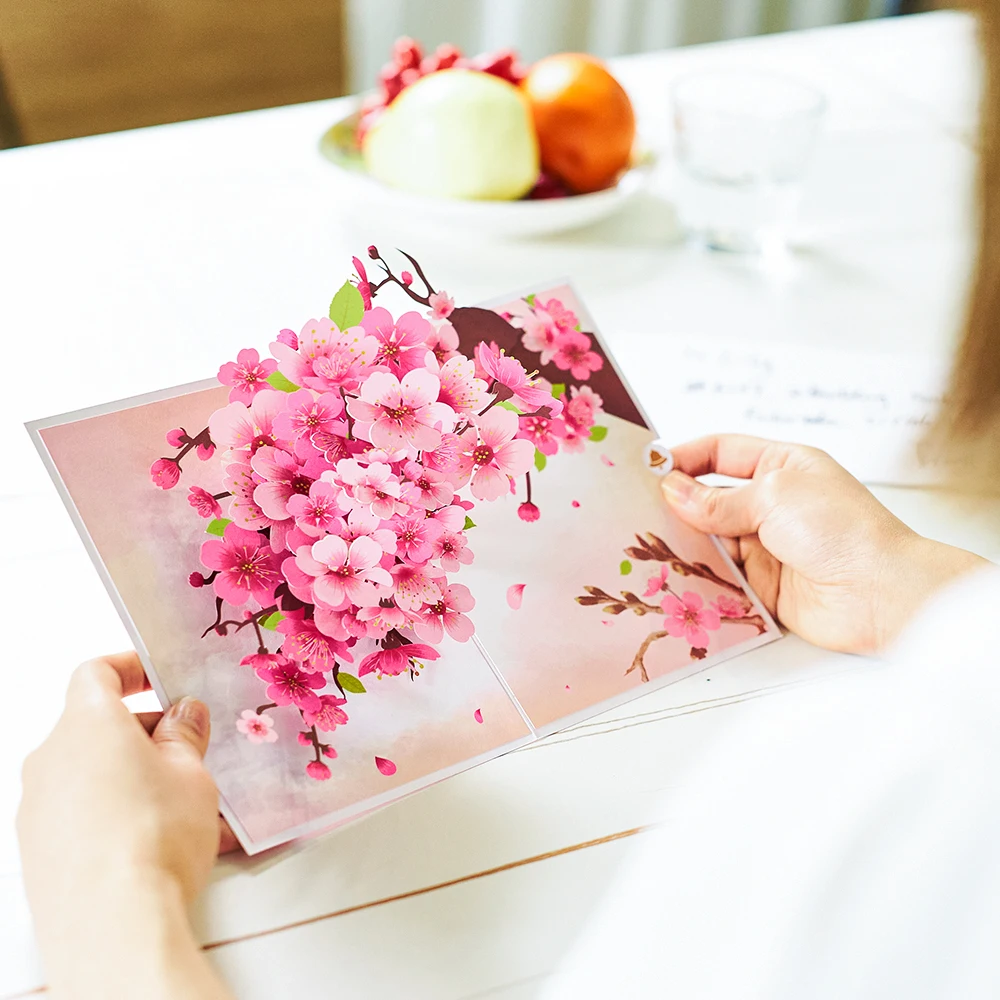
[
  {"left": 538, "top": 297, "right": 579, "bottom": 332},
  {"left": 333, "top": 459, "right": 409, "bottom": 520},
  {"left": 188, "top": 486, "right": 222, "bottom": 519},
  {"left": 661, "top": 591, "right": 722, "bottom": 648},
  {"left": 401, "top": 461, "right": 454, "bottom": 509},
  {"left": 413, "top": 584, "right": 475, "bottom": 643},
  {"left": 322, "top": 744, "right": 338, "bottom": 758},
  {"left": 361, "top": 307, "right": 434, "bottom": 376},
  {"left": 552, "top": 331, "right": 604, "bottom": 381},
  {"left": 239, "top": 651, "right": 284, "bottom": 671},
  {"left": 286, "top": 480, "right": 343, "bottom": 537},
  {"left": 150, "top": 458, "right": 180, "bottom": 489},
  {"left": 518, "top": 501, "right": 540, "bottom": 522},
  {"left": 200, "top": 523, "right": 281, "bottom": 606},
  {"left": 303, "top": 693, "right": 349, "bottom": 731},
  {"left": 459, "top": 409, "right": 534, "bottom": 501},
  {"left": 421, "top": 431, "right": 465, "bottom": 478},
  {"left": 251, "top": 446, "right": 327, "bottom": 521},
  {"left": 272, "top": 389, "right": 345, "bottom": 446},
  {"left": 401, "top": 270, "right": 414, "bottom": 286},
  {"left": 517, "top": 414, "right": 567, "bottom": 456},
  {"left": 643, "top": 564, "right": 669, "bottom": 598},
  {"left": 236, "top": 709, "right": 278, "bottom": 744},
  {"left": 296, "top": 535, "right": 392, "bottom": 608},
  {"left": 338, "top": 506, "right": 398, "bottom": 554},
  {"left": 257, "top": 660, "right": 326, "bottom": 713},
  {"left": 436, "top": 356, "right": 488, "bottom": 413},
  {"left": 428, "top": 290, "right": 455, "bottom": 319},
  {"left": 426, "top": 321, "right": 459, "bottom": 365},
  {"left": 355, "top": 599, "right": 412, "bottom": 639},
  {"left": 189, "top": 571, "right": 207, "bottom": 587},
  {"left": 306, "top": 760, "right": 332, "bottom": 780},
  {"left": 276, "top": 616, "right": 352, "bottom": 672},
  {"left": 218, "top": 348, "right": 277, "bottom": 404},
  {"left": 358, "top": 642, "right": 440, "bottom": 677},
  {"left": 348, "top": 369, "right": 453, "bottom": 452},
  {"left": 517, "top": 298, "right": 578, "bottom": 364},
  {"left": 224, "top": 461, "right": 276, "bottom": 531},
  {"left": 209, "top": 390, "right": 285, "bottom": 456},
  {"left": 474, "top": 341, "right": 562, "bottom": 415},
  {"left": 394, "top": 514, "right": 445, "bottom": 563},
  {"left": 712, "top": 594, "right": 749, "bottom": 618},
  {"left": 166, "top": 428, "right": 187, "bottom": 448},
  {"left": 352, "top": 256, "right": 372, "bottom": 310},
  {"left": 430, "top": 530, "right": 473, "bottom": 572},
  {"left": 271, "top": 317, "right": 379, "bottom": 393},
  {"left": 565, "top": 384, "right": 603, "bottom": 433},
  {"left": 276, "top": 327, "right": 298, "bottom": 350},
  {"left": 196, "top": 441, "right": 215, "bottom": 461},
  {"left": 390, "top": 561, "right": 444, "bottom": 610}
]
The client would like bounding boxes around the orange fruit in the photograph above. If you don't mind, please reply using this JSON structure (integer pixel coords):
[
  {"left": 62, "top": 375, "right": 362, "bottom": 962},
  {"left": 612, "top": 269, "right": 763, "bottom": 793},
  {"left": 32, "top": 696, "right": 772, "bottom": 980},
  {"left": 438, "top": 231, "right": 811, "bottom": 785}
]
[{"left": 521, "top": 53, "right": 635, "bottom": 194}]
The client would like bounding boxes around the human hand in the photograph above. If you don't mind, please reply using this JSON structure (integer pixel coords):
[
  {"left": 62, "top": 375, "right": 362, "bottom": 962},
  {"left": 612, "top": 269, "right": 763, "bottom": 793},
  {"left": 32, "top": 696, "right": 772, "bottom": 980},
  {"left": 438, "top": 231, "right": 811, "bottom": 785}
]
[
  {"left": 17, "top": 653, "right": 236, "bottom": 999},
  {"left": 659, "top": 435, "right": 985, "bottom": 654}
]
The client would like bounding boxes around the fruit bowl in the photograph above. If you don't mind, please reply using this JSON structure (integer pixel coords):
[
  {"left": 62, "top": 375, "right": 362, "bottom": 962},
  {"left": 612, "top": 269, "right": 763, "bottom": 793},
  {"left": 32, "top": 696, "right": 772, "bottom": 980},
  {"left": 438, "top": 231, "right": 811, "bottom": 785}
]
[{"left": 318, "top": 106, "right": 654, "bottom": 240}]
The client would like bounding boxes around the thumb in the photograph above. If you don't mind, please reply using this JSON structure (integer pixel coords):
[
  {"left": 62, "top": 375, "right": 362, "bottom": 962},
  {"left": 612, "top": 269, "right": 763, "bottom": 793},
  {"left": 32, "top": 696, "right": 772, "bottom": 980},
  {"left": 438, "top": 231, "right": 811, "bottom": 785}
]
[
  {"left": 152, "top": 697, "right": 211, "bottom": 763},
  {"left": 660, "top": 470, "right": 765, "bottom": 537}
]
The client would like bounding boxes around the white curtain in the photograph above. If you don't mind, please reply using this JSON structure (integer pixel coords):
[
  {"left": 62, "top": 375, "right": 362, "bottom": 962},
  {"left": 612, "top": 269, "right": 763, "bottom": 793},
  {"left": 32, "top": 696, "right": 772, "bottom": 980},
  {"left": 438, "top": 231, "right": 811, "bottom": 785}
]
[{"left": 346, "top": 0, "right": 897, "bottom": 92}]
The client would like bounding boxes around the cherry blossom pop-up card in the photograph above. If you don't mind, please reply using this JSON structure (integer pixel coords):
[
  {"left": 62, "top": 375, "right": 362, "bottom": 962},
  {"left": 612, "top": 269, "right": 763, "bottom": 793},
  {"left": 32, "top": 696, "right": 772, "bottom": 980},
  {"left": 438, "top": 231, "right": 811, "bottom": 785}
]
[{"left": 28, "top": 248, "right": 781, "bottom": 854}]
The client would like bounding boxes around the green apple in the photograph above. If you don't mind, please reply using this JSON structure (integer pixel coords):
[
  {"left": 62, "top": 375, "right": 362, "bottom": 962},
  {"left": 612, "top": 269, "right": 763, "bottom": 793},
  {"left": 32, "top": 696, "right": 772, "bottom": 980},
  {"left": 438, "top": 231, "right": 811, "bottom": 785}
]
[{"left": 362, "top": 69, "right": 540, "bottom": 201}]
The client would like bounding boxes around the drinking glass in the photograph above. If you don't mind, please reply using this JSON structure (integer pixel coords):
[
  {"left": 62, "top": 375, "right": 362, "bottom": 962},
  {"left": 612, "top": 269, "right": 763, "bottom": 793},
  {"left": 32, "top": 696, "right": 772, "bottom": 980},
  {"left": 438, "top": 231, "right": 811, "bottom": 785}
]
[{"left": 672, "top": 70, "right": 826, "bottom": 255}]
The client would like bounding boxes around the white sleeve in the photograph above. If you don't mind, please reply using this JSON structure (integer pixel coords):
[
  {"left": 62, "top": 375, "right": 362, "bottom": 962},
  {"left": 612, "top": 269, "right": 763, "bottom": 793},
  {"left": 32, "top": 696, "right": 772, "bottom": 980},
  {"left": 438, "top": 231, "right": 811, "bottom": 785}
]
[{"left": 542, "top": 569, "right": 1000, "bottom": 999}]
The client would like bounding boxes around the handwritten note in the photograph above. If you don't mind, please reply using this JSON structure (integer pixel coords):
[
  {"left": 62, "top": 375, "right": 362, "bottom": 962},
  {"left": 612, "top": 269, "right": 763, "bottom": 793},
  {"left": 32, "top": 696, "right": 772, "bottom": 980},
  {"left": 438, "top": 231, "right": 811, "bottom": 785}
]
[{"left": 622, "top": 338, "right": 949, "bottom": 486}]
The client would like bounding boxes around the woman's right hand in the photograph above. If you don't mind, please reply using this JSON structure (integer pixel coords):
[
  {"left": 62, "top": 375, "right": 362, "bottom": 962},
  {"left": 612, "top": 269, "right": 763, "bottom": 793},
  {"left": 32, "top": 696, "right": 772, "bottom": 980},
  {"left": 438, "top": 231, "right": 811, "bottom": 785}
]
[{"left": 659, "top": 435, "right": 986, "bottom": 654}]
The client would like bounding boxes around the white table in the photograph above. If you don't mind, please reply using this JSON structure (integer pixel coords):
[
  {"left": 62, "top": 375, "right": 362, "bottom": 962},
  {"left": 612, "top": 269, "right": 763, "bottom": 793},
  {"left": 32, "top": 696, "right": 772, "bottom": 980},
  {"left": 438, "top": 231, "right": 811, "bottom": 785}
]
[{"left": 0, "top": 11, "right": 989, "bottom": 998}]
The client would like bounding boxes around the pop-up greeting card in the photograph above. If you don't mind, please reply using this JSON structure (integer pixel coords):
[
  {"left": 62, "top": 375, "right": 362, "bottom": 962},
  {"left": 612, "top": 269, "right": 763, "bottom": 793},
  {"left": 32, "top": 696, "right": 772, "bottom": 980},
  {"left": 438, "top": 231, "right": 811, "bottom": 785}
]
[{"left": 28, "top": 249, "right": 780, "bottom": 853}]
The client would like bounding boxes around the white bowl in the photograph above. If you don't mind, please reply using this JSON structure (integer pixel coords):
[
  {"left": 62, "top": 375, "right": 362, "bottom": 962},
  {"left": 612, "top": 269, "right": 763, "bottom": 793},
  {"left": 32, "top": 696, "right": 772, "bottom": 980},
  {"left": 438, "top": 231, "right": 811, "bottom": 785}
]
[{"left": 318, "top": 106, "right": 654, "bottom": 239}]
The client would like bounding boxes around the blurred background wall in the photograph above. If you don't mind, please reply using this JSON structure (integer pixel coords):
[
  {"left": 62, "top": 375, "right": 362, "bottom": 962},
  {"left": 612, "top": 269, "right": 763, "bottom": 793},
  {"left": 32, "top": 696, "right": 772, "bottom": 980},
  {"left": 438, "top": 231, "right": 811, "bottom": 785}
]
[{"left": 0, "top": 0, "right": 941, "bottom": 149}]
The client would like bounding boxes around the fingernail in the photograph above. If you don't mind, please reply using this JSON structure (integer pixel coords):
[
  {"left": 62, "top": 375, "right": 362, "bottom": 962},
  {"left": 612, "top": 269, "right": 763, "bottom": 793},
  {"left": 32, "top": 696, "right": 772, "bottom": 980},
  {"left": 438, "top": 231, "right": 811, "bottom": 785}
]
[
  {"left": 168, "top": 696, "right": 208, "bottom": 739},
  {"left": 643, "top": 439, "right": 674, "bottom": 476},
  {"left": 661, "top": 470, "right": 696, "bottom": 505}
]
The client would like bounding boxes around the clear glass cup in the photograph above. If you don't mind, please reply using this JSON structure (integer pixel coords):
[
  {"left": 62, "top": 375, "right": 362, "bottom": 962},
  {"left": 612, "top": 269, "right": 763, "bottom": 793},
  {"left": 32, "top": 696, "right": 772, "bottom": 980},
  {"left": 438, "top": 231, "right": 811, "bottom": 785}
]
[{"left": 672, "top": 70, "right": 827, "bottom": 255}]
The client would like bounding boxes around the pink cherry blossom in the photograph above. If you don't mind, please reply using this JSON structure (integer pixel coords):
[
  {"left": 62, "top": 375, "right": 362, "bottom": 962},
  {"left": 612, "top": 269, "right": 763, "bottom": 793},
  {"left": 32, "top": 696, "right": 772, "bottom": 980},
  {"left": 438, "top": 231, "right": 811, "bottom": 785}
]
[
  {"left": 517, "top": 414, "right": 567, "bottom": 456},
  {"left": 200, "top": 523, "right": 281, "bottom": 606},
  {"left": 518, "top": 501, "right": 541, "bottom": 522},
  {"left": 276, "top": 327, "right": 298, "bottom": 349},
  {"left": 321, "top": 744, "right": 338, "bottom": 759},
  {"left": 332, "top": 459, "right": 409, "bottom": 520},
  {"left": 236, "top": 710, "right": 278, "bottom": 744},
  {"left": 240, "top": 651, "right": 284, "bottom": 671},
  {"left": 150, "top": 458, "right": 180, "bottom": 489},
  {"left": 426, "top": 321, "right": 460, "bottom": 365},
  {"left": 196, "top": 441, "right": 216, "bottom": 461},
  {"left": 394, "top": 514, "right": 445, "bottom": 563},
  {"left": 421, "top": 431, "right": 465, "bottom": 478},
  {"left": 538, "top": 297, "right": 579, "bottom": 332},
  {"left": 517, "top": 298, "right": 578, "bottom": 364},
  {"left": 251, "top": 447, "right": 327, "bottom": 521},
  {"left": 224, "top": 461, "right": 277, "bottom": 532},
  {"left": 661, "top": 591, "right": 722, "bottom": 648},
  {"left": 474, "top": 341, "right": 562, "bottom": 415},
  {"left": 166, "top": 428, "right": 187, "bottom": 448},
  {"left": 348, "top": 369, "right": 452, "bottom": 452},
  {"left": 644, "top": 564, "right": 669, "bottom": 598},
  {"left": 506, "top": 584, "right": 525, "bottom": 610},
  {"left": 338, "top": 506, "right": 398, "bottom": 555},
  {"left": 303, "top": 694, "right": 349, "bottom": 731},
  {"left": 355, "top": 599, "right": 413, "bottom": 639},
  {"left": 306, "top": 760, "right": 332, "bottom": 780},
  {"left": 209, "top": 390, "right": 285, "bottom": 456},
  {"left": 218, "top": 348, "right": 277, "bottom": 405},
  {"left": 391, "top": 561, "right": 444, "bottom": 611},
  {"left": 358, "top": 642, "right": 440, "bottom": 677},
  {"left": 551, "top": 331, "right": 604, "bottom": 381},
  {"left": 430, "top": 530, "right": 473, "bottom": 572},
  {"left": 427, "top": 503, "right": 468, "bottom": 532},
  {"left": 352, "top": 256, "right": 372, "bottom": 309},
  {"left": 361, "top": 307, "right": 434, "bottom": 376},
  {"left": 413, "top": 584, "right": 475, "bottom": 643},
  {"left": 459, "top": 409, "right": 534, "bottom": 502},
  {"left": 564, "top": 384, "right": 603, "bottom": 436},
  {"left": 272, "top": 389, "right": 345, "bottom": 445},
  {"left": 427, "top": 290, "right": 455, "bottom": 319},
  {"left": 286, "top": 480, "right": 343, "bottom": 537},
  {"left": 436, "top": 355, "right": 488, "bottom": 413},
  {"left": 297, "top": 535, "right": 392, "bottom": 608},
  {"left": 712, "top": 593, "right": 749, "bottom": 618},
  {"left": 401, "top": 461, "right": 454, "bottom": 509},
  {"left": 276, "top": 616, "right": 352, "bottom": 672},
  {"left": 271, "top": 317, "right": 380, "bottom": 393},
  {"left": 401, "top": 270, "right": 414, "bottom": 286},
  {"left": 256, "top": 660, "right": 326, "bottom": 713},
  {"left": 187, "top": 486, "right": 222, "bottom": 519}
]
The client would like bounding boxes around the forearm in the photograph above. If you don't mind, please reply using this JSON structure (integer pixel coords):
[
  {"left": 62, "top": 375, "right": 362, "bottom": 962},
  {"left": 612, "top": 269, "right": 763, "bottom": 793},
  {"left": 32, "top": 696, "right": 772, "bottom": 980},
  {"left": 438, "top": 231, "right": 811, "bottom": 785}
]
[{"left": 38, "top": 869, "right": 233, "bottom": 1000}]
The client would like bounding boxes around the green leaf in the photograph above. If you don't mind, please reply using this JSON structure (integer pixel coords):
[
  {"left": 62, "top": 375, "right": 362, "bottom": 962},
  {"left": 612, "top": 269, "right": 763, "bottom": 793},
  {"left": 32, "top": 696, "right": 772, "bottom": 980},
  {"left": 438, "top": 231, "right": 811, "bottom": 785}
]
[
  {"left": 266, "top": 370, "right": 299, "bottom": 393},
  {"left": 205, "top": 518, "right": 231, "bottom": 536},
  {"left": 620, "top": 559, "right": 632, "bottom": 576},
  {"left": 329, "top": 280, "right": 365, "bottom": 329},
  {"left": 259, "top": 611, "right": 284, "bottom": 630},
  {"left": 496, "top": 399, "right": 520, "bottom": 412},
  {"left": 524, "top": 293, "right": 536, "bottom": 307},
  {"left": 550, "top": 383, "right": 566, "bottom": 398},
  {"left": 534, "top": 449, "right": 547, "bottom": 472},
  {"left": 589, "top": 425, "right": 608, "bottom": 442},
  {"left": 463, "top": 515, "right": 477, "bottom": 530},
  {"left": 338, "top": 672, "right": 366, "bottom": 694}
]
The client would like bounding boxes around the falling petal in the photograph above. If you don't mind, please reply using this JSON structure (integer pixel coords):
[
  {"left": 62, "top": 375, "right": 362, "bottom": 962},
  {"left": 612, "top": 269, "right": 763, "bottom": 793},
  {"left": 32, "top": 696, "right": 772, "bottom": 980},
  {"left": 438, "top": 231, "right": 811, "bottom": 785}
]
[
  {"left": 506, "top": 583, "right": 525, "bottom": 610},
  {"left": 571, "top": 500, "right": 581, "bottom": 508},
  {"left": 375, "top": 756, "right": 396, "bottom": 776},
  {"left": 601, "top": 619, "right": 614, "bottom": 627},
  {"left": 474, "top": 708, "right": 483, "bottom": 724},
  {"left": 600, "top": 454, "right": 615, "bottom": 467},
  {"left": 565, "top": 684, "right": 571, "bottom": 691}
]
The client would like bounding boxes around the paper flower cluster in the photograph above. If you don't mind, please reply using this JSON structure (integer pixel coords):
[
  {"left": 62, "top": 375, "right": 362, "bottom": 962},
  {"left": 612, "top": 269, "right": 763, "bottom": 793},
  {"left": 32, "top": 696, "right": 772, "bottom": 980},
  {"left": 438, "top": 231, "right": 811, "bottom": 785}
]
[{"left": 149, "top": 250, "right": 605, "bottom": 779}]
